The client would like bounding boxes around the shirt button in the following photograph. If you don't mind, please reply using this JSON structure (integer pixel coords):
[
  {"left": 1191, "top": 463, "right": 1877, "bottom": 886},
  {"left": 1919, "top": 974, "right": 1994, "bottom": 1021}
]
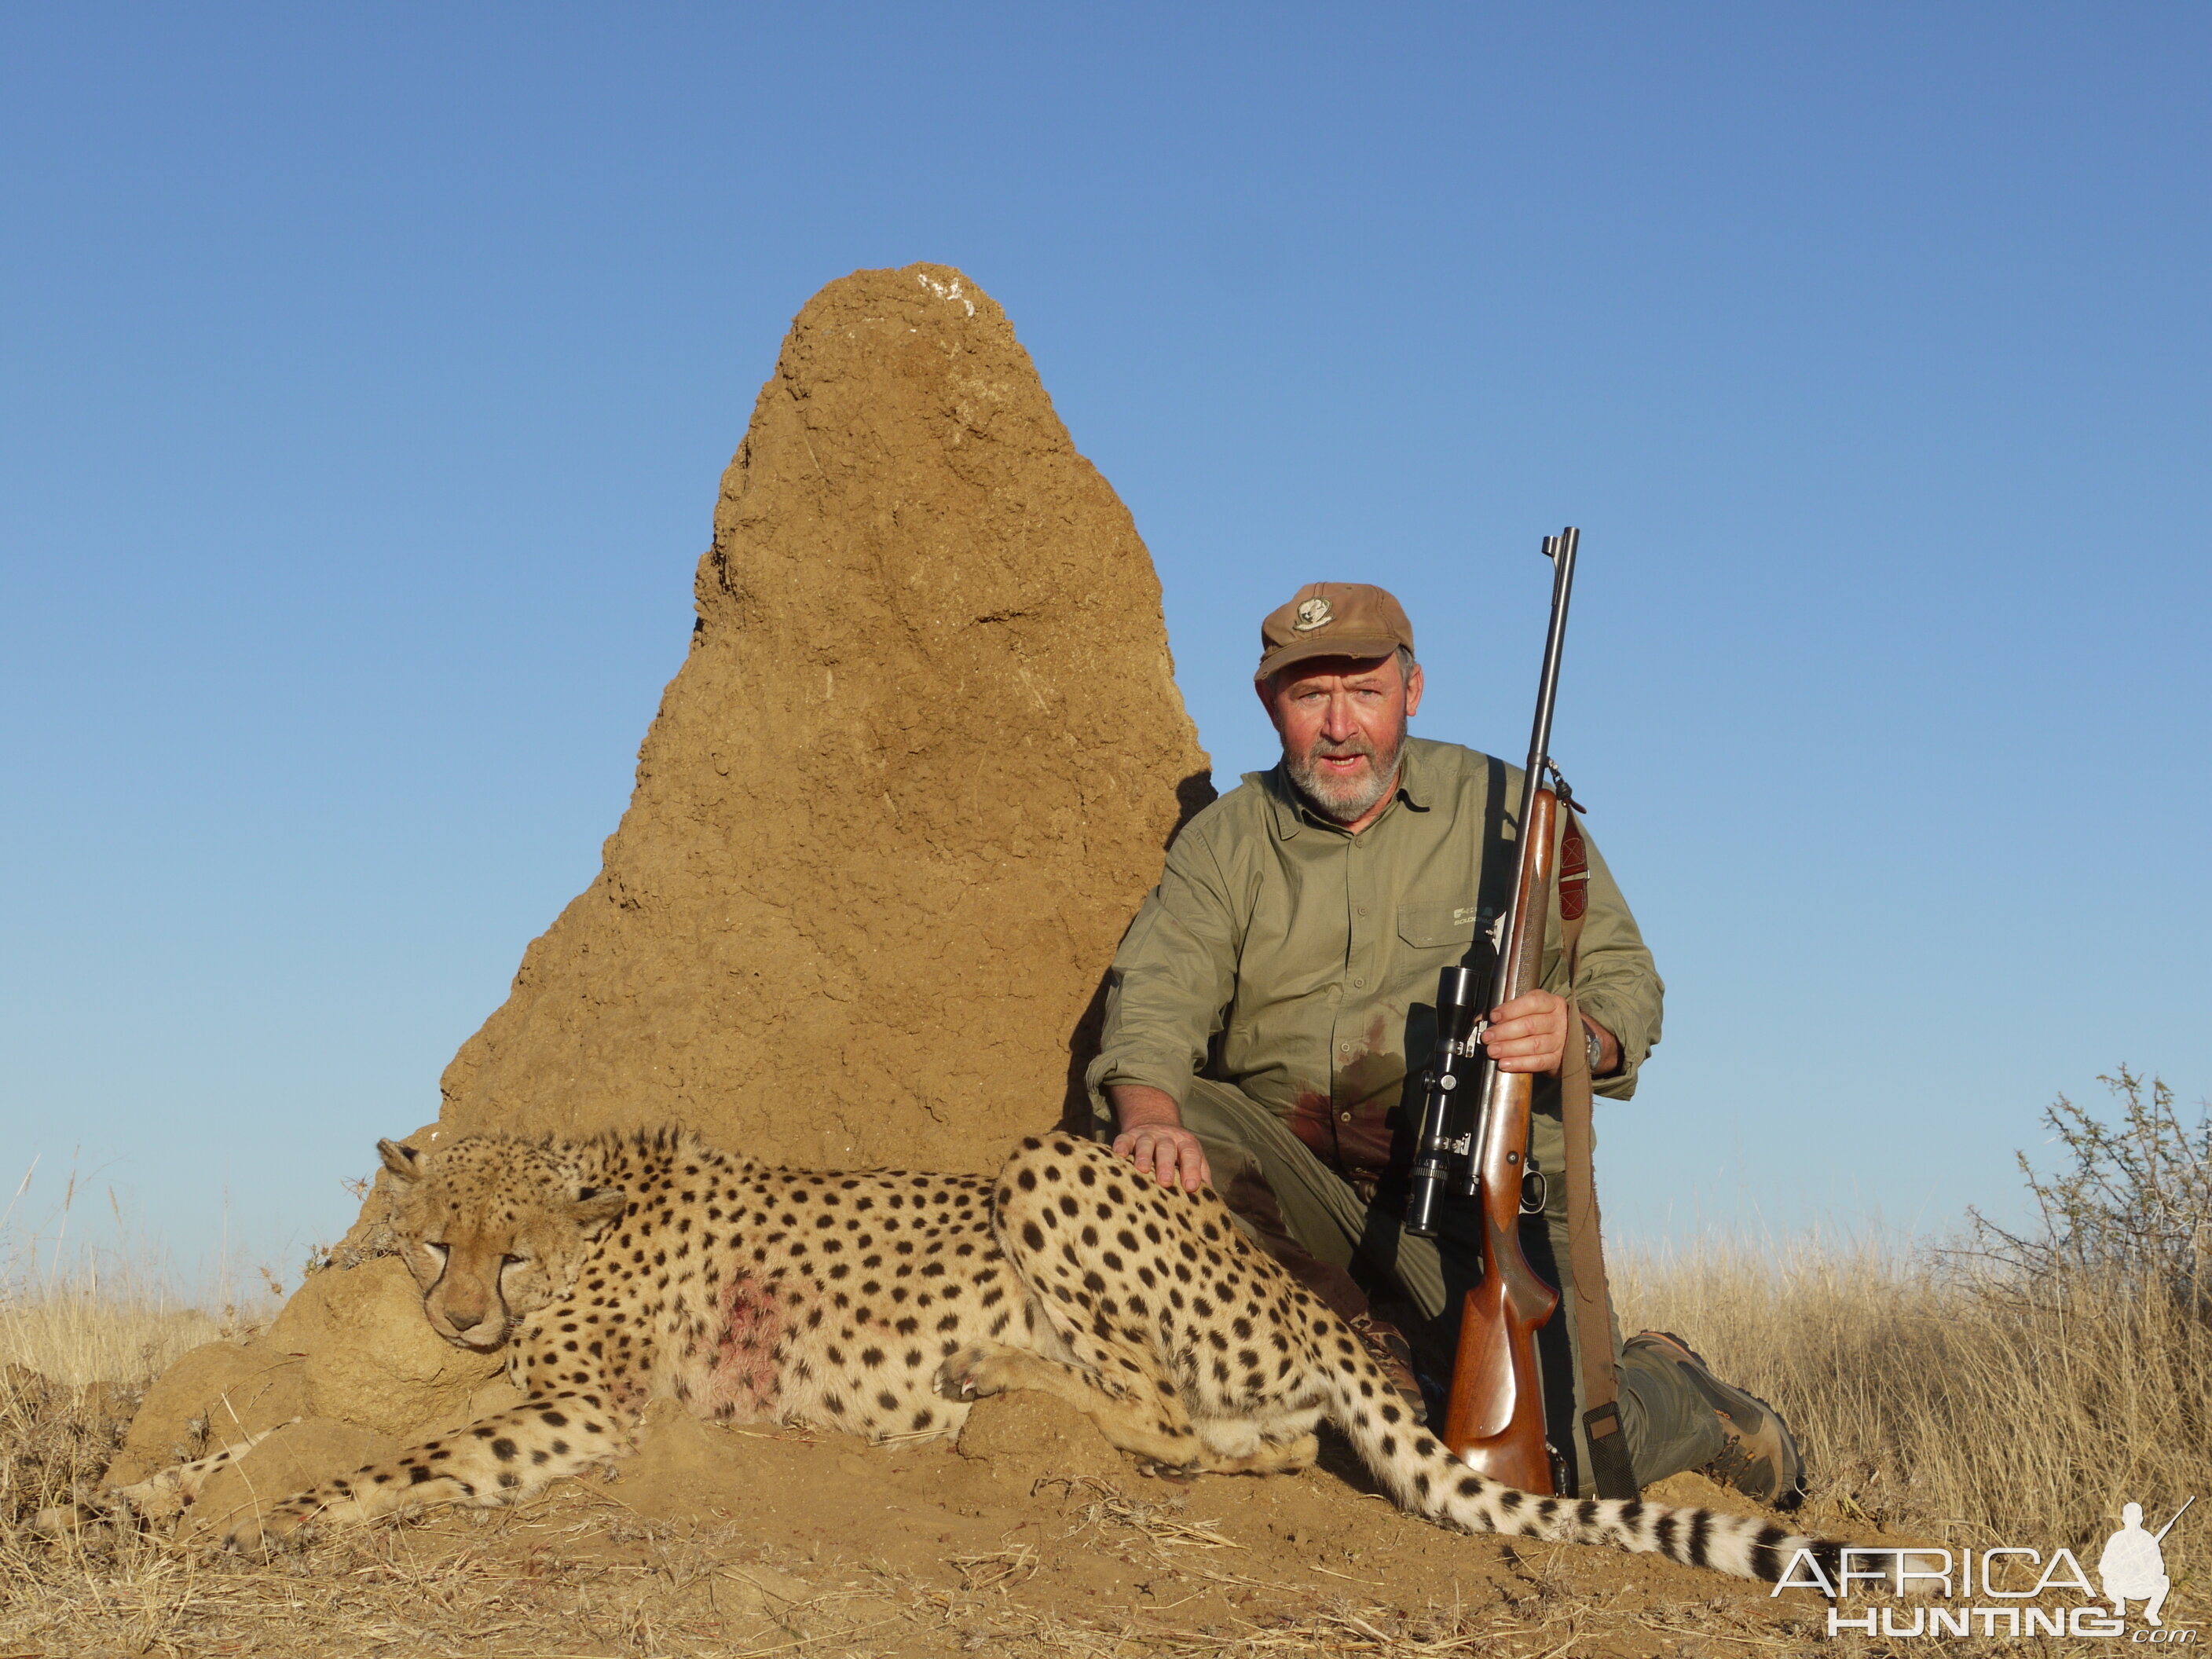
[
  {"left": 1353, "top": 977, "right": 1365, "bottom": 988},
  {"left": 1357, "top": 906, "right": 1368, "bottom": 916},
  {"left": 1338, "top": 1042, "right": 1351, "bottom": 1053},
  {"left": 1339, "top": 1111, "right": 1353, "bottom": 1122}
]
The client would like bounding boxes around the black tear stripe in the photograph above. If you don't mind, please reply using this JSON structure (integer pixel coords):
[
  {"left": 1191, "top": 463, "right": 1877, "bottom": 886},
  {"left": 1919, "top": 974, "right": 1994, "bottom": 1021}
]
[{"left": 1687, "top": 1509, "right": 1712, "bottom": 1570}]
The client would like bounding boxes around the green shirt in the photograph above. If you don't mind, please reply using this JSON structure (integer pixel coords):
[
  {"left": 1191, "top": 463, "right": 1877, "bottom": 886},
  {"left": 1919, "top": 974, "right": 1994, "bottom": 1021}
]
[{"left": 1086, "top": 738, "right": 1663, "bottom": 1186}]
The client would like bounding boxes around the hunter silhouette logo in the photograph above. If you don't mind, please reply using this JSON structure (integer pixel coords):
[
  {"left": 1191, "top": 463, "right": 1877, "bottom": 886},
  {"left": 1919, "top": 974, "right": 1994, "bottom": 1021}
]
[
  {"left": 1779, "top": 1495, "right": 2196, "bottom": 1641},
  {"left": 1293, "top": 596, "right": 1333, "bottom": 631},
  {"left": 2101, "top": 1499, "right": 2189, "bottom": 1628}
]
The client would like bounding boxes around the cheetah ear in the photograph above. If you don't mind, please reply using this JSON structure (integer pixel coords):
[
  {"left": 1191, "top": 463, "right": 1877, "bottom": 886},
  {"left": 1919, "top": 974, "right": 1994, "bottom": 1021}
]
[
  {"left": 569, "top": 1185, "right": 627, "bottom": 1229},
  {"left": 378, "top": 1138, "right": 423, "bottom": 1184}
]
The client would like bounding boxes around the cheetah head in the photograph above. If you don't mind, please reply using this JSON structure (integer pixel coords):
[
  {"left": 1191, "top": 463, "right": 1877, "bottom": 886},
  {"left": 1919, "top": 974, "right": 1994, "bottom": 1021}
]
[{"left": 375, "top": 1135, "right": 628, "bottom": 1352}]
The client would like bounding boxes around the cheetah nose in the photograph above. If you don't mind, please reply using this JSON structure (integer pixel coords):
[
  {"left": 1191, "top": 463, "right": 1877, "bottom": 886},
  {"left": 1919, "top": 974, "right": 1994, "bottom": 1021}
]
[{"left": 446, "top": 1309, "right": 484, "bottom": 1331}]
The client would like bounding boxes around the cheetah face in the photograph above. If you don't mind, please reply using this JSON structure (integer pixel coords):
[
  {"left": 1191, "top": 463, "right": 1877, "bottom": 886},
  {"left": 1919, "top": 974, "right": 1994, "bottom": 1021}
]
[{"left": 375, "top": 1137, "right": 628, "bottom": 1352}]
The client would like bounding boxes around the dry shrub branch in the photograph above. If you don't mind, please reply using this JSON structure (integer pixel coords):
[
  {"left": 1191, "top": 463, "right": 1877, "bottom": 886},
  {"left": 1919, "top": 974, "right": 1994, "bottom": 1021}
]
[{"left": 1619, "top": 1068, "right": 2212, "bottom": 1550}]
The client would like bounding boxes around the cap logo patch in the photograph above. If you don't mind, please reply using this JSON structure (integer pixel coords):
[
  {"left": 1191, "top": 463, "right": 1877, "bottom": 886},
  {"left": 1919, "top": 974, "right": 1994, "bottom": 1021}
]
[{"left": 1294, "top": 597, "right": 1334, "bottom": 632}]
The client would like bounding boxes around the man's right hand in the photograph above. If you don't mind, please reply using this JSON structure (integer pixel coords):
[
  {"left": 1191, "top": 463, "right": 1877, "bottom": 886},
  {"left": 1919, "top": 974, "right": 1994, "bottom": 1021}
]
[{"left": 1105, "top": 1085, "right": 1212, "bottom": 1192}]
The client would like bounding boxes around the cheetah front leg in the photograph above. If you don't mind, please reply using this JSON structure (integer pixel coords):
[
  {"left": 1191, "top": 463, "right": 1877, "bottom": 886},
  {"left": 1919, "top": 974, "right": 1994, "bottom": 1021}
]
[
  {"left": 30, "top": 1424, "right": 295, "bottom": 1537},
  {"left": 214, "top": 1393, "right": 627, "bottom": 1553},
  {"left": 104, "top": 1423, "right": 290, "bottom": 1518}
]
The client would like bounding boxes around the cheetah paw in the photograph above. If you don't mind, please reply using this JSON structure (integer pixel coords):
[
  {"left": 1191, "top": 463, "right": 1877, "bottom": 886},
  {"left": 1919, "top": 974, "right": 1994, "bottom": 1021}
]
[
  {"left": 216, "top": 1502, "right": 317, "bottom": 1557},
  {"left": 1133, "top": 1459, "right": 1202, "bottom": 1485},
  {"left": 935, "top": 1343, "right": 1017, "bottom": 1400}
]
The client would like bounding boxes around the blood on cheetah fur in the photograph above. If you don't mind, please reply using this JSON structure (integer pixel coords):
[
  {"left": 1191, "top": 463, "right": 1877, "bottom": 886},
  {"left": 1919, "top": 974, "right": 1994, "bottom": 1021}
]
[{"left": 158, "top": 1129, "right": 1841, "bottom": 1585}]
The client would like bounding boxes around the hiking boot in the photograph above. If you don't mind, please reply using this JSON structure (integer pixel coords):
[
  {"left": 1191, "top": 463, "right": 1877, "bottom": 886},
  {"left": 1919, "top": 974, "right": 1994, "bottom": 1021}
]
[
  {"left": 1348, "top": 1314, "right": 1429, "bottom": 1425},
  {"left": 1627, "top": 1330, "right": 1806, "bottom": 1511}
]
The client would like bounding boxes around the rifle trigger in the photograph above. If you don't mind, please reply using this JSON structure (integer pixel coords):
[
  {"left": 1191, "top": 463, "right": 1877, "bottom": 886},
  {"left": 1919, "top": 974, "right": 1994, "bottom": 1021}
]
[{"left": 1519, "top": 1169, "right": 1547, "bottom": 1215}]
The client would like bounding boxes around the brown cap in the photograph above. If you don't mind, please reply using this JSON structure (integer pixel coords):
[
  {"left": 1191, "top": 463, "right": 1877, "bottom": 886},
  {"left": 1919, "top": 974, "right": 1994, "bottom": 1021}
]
[{"left": 1254, "top": 583, "right": 1415, "bottom": 683}]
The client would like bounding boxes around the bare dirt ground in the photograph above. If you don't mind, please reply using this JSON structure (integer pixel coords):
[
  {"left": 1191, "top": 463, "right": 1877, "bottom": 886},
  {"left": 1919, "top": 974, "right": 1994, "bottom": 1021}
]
[{"left": 6, "top": 1369, "right": 1866, "bottom": 1658}]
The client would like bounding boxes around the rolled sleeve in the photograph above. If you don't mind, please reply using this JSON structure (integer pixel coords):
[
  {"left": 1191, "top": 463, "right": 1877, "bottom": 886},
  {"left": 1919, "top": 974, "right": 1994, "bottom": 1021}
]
[{"left": 1086, "top": 825, "right": 1241, "bottom": 1121}]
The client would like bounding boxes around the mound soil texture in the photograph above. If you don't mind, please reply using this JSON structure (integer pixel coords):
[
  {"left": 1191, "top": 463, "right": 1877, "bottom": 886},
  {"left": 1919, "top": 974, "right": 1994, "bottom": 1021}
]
[
  {"left": 123, "top": 261, "right": 1214, "bottom": 1474},
  {"left": 436, "top": 261, "right": 1212, "bottom": 1171}
]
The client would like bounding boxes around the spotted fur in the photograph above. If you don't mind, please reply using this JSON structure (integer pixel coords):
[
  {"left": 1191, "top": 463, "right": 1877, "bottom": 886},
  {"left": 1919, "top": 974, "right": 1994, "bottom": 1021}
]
[{"left": 201, "top": 1128, "right": 1841, "bottom": 1587}]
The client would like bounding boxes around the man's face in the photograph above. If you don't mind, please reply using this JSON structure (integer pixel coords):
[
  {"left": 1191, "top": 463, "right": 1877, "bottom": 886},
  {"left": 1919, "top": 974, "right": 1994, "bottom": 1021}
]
[{"left": 1258, "top": 652, "right": 1423, "bottom": 827}]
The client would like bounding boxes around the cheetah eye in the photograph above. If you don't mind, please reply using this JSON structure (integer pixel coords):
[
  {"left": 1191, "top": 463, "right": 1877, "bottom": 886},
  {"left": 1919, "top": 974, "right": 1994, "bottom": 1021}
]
[
  {"left": 499, "top": 1253, "right": 529, "bottom": 1268},
  {"left": 423, "top": 1242, "right": 450, "bottom": 1265}
]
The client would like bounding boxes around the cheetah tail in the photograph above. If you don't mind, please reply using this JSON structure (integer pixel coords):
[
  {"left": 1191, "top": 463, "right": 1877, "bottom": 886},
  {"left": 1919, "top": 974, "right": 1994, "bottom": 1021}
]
[{"left": 1320, "top": 1353, "right": 1842, "bottom": 1587}]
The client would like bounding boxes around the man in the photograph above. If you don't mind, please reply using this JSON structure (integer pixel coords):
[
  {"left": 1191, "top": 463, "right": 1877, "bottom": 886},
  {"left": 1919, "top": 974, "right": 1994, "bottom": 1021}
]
[{"left": 1085, "top": 581, "right": 1803, "bottom": 1507}]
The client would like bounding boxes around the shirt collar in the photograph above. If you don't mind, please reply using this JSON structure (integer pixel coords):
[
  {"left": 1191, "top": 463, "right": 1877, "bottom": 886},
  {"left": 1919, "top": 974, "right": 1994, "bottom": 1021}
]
[{"left": 1258, "top": 740, "right": 1429, "bottom": 840}]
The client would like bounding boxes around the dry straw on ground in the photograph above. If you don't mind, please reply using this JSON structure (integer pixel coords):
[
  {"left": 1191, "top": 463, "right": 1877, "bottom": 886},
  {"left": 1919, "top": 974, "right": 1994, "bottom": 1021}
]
[{"left": 9, "top": 1232, "right": 2203, "bottom": 1656}]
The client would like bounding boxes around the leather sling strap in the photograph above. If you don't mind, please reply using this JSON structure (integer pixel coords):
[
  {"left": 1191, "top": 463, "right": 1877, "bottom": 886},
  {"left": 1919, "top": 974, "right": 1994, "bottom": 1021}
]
[{"left": 1555, "top": 807, "right": 1639, "bottom": 1500}]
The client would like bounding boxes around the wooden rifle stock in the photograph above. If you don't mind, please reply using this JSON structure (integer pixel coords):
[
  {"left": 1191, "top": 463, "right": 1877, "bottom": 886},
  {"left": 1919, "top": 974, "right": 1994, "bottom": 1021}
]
[
  {"left": 1441, "top": 780, "right": 1562, "bottom": 1491},
  {"left": 1442, "top": 529, "right": 1584, "bottom": 1495}
]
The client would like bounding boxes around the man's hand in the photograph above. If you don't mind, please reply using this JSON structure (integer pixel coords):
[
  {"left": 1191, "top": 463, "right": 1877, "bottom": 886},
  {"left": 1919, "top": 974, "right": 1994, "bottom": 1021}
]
[
  {"left": 1482, "top": 991, "right": 1620, "bottom": 1077},
  {"left": 1105, "top": 1085, "right": 1211, "bottom": 1192}
]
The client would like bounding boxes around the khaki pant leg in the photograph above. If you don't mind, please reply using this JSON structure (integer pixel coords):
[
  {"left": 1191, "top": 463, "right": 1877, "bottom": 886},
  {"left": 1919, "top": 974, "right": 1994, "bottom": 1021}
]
[{"left": 1175, "top": 1078, "right": 1453, "bottom": 1321}]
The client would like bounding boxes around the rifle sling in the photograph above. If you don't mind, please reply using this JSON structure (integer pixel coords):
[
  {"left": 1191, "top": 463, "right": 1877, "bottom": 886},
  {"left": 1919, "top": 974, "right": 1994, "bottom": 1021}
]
[{"left": 1556, "top": 807, "right": 1639, "bottom": 1501}]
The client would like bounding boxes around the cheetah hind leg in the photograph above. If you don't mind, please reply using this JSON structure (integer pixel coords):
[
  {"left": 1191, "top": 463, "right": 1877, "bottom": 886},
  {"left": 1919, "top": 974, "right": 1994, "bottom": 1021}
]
[
  {"left": 937, "top": 1342, "right": 1306, "bottom": 1477},
  {"left": 1192, "top": 1410, "right": 1320, "bottom": 1477}
]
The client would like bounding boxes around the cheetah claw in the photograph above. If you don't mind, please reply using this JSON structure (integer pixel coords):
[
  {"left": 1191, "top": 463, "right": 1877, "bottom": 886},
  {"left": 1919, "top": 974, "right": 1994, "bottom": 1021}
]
[{"left": 218, "top": 1503, "right": 317, "bottom": 1557}]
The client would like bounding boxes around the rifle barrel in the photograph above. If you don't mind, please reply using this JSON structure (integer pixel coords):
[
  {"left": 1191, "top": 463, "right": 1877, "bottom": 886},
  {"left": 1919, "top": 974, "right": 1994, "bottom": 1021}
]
[
  {"left": 2155, "top": 1496, "right": 2195, "bottom": 1543},
  {"left": 1492, "top": 528, "right": 1578, "bottom": 1008}
]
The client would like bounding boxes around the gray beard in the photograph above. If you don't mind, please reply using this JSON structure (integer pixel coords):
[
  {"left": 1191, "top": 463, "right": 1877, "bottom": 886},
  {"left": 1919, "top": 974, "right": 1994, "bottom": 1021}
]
[{"left": 1284, "top": 724, "right": 1406, "bottom": 824}]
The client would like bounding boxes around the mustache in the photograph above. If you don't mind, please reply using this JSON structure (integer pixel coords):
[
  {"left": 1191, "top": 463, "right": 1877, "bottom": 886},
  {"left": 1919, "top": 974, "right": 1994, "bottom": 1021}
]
[{"left": 1308, "top": 734, "right": 1376, "bottom": 759}]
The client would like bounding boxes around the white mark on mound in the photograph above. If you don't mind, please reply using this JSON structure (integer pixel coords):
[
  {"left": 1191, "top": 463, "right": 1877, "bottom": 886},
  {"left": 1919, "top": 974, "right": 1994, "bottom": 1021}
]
[{"left": 917, "top": 272, "right": 976, "bottom": 316}]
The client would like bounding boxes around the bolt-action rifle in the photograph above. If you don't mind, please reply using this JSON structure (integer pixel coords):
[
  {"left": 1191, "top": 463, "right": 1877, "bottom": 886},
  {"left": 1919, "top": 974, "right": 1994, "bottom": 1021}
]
[{"left": 1403, "top": 526, "right": 1580, "bottom": 1494}]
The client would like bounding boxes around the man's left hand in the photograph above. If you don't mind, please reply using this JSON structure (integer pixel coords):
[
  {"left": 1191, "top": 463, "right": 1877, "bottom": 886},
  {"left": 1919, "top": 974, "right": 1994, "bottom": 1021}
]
[{"left": 1483, "top": 991, "right": 1617, "bottom": 1076}]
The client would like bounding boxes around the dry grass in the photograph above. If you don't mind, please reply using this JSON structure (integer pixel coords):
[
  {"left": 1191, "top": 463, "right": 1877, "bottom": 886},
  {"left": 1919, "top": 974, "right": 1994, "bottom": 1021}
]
[
  {"left": 0, "top": 1489, "right": 1822, "bottom": 1659},
  {"left": 1616, "top": 1236, "right": 2212, "bottom": 1550},
  {"left": 2, "top": 1159, "right": 280, "bottom": 1389},
  {"left": 1, "top": 1281, "right": 242, "bottom": 1388},
  {"left": 1, "top": 1189, "right": 280, "bottom": 1553},
  {"left": 3, "top": 1232, "right": 2203, "bottom": 1654}
]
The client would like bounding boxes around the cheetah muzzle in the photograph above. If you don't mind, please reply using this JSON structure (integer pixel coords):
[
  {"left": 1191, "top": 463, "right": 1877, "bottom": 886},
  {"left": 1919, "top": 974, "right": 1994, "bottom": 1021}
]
[{"left": 126, "top": 1129, "right": 1844, "bottom": 1585}]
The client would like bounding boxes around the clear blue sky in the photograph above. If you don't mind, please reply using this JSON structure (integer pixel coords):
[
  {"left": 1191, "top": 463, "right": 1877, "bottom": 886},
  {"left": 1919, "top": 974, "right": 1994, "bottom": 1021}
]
[{"left": 3, "top": 5, "right": 2207, "bottom": 1284}]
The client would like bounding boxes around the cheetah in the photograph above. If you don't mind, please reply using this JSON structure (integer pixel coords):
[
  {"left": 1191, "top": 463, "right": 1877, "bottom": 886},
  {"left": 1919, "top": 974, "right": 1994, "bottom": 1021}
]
[{"left": 168, "top": 1127, "right": 1842, "bottom": 1586}]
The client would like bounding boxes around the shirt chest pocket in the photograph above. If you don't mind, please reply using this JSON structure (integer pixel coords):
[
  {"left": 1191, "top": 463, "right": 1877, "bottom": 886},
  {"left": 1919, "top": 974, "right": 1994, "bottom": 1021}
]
[{"left": 1396, "top": 903, "right": 1489, "bottom": 951}]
